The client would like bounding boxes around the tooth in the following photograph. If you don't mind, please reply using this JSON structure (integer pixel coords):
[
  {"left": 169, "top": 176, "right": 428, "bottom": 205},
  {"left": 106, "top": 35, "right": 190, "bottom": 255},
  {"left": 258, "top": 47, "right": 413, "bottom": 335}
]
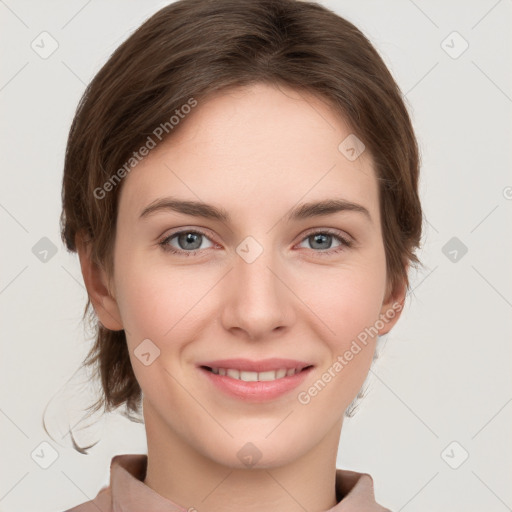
[
  {"left": 258, "top": 370, "right": 277, "bottom": 381},
  {"left": 240, "top": 371, "right": 259, "bottom": 382},
  {"left": 212, "top": 367, "right": 299, "bottom": 381},
  {"left": 227, "top": 369, "right": 240, "bottom": 379}
]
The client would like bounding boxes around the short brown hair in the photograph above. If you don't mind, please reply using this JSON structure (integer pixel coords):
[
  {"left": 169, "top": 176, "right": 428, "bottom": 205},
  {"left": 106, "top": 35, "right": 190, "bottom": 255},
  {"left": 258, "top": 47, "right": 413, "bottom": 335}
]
[{"left": 58, "top": 0, "right": 422, "bottom": 445}]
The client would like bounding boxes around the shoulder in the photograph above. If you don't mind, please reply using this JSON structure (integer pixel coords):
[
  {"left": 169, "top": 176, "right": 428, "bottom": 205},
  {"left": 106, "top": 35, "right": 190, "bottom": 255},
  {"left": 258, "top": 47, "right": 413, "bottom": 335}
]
[
  {"left": 61, "top": 453, "right": 146, "bottom": 512},
  {"left": 63, "top": 484, "right": 112, "bottom": 512}
]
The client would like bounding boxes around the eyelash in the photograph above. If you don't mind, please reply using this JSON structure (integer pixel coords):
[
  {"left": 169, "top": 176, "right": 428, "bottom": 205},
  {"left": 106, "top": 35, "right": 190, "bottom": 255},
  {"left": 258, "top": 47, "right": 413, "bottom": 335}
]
[{"left": 158, "top": 228, "right": 353, "bottom": 257}]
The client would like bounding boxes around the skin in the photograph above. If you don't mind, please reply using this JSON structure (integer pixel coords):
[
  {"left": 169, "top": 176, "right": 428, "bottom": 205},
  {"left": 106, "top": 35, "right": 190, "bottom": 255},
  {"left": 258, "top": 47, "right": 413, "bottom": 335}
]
[{"left": 78, "top": 83, "right": 406, "bottom": 511}]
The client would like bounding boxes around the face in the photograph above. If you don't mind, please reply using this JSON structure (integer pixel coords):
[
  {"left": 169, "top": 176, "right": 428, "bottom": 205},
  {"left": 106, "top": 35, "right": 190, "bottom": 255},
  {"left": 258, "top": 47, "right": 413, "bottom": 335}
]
[{"left": 84, "top": 83, "right": 404, "bottom": 468}]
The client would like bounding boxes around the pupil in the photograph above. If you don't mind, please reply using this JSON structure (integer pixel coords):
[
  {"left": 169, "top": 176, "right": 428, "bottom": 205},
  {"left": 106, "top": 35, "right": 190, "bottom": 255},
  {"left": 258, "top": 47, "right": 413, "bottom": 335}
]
[
  {"left": 311, "top": 233, "right": 330, "bottom": 249},
  {"left": 180, "top": 232, "right": 201, "bottom": 250}
]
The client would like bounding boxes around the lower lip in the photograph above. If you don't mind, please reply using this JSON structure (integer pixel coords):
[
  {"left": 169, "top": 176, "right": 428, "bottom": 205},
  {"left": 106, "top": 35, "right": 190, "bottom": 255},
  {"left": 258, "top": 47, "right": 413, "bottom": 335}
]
[{"left": 199, "top": 366, "right": 314, "bottom": 402}]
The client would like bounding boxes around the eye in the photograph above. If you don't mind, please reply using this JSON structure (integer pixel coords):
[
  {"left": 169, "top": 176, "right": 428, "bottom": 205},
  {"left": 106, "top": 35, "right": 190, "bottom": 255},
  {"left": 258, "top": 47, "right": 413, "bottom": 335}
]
[
  {"left": 297, "top": 229, "right": 353, "bottom": 255},
  {"left": 158, "top": 228, "right": 353, "bottom": 257},
  {"left": 159, "top": 229, "right": 215, "bottom": 256}
]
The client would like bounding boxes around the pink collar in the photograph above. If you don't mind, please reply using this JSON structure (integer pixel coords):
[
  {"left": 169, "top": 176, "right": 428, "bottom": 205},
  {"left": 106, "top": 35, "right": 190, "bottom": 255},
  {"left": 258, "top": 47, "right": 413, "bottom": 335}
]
[{"left": 71, "top": 453, "right": 390, "bottom": 511}]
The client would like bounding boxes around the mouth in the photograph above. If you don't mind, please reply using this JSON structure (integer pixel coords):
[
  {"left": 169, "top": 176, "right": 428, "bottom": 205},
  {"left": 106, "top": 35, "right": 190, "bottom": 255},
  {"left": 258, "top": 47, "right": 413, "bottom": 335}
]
[
  {"left": 200, "top": 365, "right": 314, "bottom": 382},
  {"left": 197, "top": 360, "right": 315, "bottom": 402}
]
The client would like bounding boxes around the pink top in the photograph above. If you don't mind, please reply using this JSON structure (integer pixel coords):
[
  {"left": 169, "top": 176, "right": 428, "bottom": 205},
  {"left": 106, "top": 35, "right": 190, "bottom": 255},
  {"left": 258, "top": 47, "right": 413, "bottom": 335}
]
[{"left": 65, "top": 454, "right": 391, "bottom": 511}]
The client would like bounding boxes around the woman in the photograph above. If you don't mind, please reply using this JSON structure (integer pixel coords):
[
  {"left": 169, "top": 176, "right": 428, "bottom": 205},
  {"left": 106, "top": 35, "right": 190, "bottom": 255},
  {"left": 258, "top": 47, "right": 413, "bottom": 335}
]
[{"left": 59, "top": 0, "right": 422, "bottom": 509}]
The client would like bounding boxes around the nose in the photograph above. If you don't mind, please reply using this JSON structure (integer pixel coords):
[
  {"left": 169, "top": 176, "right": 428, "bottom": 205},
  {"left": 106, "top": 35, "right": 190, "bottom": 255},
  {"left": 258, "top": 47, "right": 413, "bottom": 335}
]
[{"left": 220, "top": 239, "right": 296, "bottom": 341}]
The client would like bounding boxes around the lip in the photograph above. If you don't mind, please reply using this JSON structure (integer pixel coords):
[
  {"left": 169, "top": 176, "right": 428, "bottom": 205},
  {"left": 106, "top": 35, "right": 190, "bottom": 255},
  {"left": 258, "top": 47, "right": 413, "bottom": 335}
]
[
  {"left": 197, "top": 359, "right": 314, "bottom": 403},
  {"left": 197, "top": 358, "right": 313, "bottom": 372}
]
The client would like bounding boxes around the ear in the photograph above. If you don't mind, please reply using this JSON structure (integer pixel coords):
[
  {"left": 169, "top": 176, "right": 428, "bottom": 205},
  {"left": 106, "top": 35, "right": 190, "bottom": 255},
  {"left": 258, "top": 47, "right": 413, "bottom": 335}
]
[
  {"left": 377, "top": 268, "right": 408, "bottom": 336},
  {"left": 76, "top": 233, "right": 124, "bottom": 331}
]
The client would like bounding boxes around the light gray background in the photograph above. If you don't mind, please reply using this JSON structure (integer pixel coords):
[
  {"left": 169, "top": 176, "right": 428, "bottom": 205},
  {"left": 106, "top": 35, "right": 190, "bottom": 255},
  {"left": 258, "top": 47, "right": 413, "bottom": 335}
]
[{"left": 1, "top": 1, "right": 511, "bottom": 511}]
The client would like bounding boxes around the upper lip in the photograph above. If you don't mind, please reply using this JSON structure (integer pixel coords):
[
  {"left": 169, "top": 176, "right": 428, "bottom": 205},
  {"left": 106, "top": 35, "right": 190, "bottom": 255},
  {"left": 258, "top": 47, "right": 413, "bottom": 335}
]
[{"left": 198, "top": 358, "right": 314, "bottom": 373}]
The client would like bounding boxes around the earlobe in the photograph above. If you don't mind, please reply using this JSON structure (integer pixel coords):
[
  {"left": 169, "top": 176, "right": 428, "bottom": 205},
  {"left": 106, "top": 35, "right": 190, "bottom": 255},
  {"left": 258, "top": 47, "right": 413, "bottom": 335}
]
[{"left": 76, "top": 233, "right": 124, "bottom": 331}]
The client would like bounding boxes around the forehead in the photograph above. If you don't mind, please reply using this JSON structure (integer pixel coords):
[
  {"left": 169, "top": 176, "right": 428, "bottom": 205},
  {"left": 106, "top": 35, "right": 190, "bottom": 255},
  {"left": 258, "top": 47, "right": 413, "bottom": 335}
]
[{"left": 118, "top": 83, "right": 379, "bottom": 226}]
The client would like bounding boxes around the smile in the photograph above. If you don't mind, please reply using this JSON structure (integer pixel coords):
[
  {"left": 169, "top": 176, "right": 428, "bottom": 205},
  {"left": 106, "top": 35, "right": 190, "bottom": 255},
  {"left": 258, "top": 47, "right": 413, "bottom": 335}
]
[
  {"left": 197, "top": 360, "right": 315, "bottom": 402},
  {"left": 203, "top": 366, "right": 312, "bottom": 382}
]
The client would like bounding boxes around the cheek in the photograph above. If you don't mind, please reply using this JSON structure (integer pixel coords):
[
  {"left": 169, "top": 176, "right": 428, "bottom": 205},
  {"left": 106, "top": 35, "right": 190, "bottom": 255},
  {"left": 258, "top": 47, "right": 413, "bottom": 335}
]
[
  {"left": 298, "top": 257, "right": 387, "bottom": 342},
  {"left": 334, "top": 280, "right": 385, "bottom": 342},
  {"left": 296, "top": 277, "right": 384, "bottom": 413},
  {"left": 298, "top": 257, "right": 387, "bottom": 397},
  {"left": 112, "top": 257, "right": 204, "bottom": 399},
  {"left": 115, "top": 261, "right": 205, "bottom": 342}
]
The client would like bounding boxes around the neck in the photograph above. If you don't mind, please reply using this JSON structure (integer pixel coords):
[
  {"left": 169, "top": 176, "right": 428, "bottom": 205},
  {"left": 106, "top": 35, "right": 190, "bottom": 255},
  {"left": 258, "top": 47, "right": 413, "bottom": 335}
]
[{"left": 142, "top": 400, "right": 343, "bottom": 512}]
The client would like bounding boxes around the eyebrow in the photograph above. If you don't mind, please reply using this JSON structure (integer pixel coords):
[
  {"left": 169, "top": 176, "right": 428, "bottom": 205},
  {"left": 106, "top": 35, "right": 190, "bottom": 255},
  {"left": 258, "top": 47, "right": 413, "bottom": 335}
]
[{"left": 139, "top": 197, "right": 372, "bottom": 223}]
